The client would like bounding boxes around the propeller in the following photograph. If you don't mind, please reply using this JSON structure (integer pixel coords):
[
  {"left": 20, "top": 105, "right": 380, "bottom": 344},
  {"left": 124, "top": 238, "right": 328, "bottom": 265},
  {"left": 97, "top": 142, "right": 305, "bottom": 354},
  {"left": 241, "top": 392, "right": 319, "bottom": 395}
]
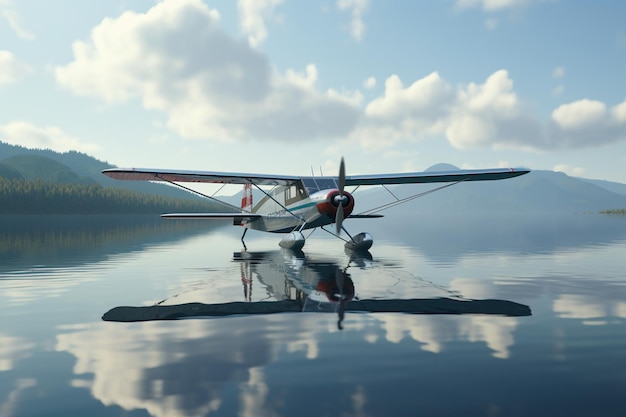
[{"left": 335, "top": 157, "right": 346, "bottom": 234}]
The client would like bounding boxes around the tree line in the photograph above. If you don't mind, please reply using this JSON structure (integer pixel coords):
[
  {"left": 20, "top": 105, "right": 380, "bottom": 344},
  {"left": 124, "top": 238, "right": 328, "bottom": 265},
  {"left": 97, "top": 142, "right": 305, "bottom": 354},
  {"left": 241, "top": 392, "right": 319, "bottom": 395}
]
[
  {"left": 0, "top": 177, "right": 224, "bottom": 214},
  {"left": 600, "top": 209, "right": 626, "bottom": 215}
]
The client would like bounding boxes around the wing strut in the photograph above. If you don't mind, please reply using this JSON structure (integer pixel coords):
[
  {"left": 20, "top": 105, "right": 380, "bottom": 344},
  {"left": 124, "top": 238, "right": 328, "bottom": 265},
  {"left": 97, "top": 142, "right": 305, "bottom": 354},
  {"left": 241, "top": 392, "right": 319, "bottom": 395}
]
[
  {"left": 356, "top": 181, "right": 463, "bottom": 216},
  {"left": 155, "top": 174, "right": 242, "bottom": 212}
]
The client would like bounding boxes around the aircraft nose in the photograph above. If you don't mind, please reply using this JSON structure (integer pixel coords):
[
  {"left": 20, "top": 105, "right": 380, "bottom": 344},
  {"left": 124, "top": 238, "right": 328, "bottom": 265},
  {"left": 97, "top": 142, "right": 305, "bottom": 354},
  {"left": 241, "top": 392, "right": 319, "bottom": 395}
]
[
  {"left": 332, "top": 193, "right": 350, "bottom": 207},
  {"left": 316, "top": 190, "right": 354, "bottom": 218}
]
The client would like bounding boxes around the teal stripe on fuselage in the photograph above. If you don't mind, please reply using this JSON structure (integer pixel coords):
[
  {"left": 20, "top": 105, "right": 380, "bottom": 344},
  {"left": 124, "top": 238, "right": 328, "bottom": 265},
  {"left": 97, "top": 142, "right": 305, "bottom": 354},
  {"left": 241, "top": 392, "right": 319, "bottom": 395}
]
[{"left": 287, "top": 201, "right": 317, "bottom": 213}]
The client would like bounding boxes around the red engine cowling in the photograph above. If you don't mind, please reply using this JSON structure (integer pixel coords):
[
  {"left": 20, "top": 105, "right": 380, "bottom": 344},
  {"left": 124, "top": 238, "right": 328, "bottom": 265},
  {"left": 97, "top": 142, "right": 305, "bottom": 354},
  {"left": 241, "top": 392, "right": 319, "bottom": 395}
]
[{"left": 316, "top": 190, "right": 354, "bottom": 219}]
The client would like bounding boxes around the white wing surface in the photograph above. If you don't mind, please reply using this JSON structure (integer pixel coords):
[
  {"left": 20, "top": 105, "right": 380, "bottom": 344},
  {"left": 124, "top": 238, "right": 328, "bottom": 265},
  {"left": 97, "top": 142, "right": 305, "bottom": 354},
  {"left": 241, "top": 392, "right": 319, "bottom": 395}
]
[
  {"left": 102, "top": 167, "right": 529, "bottom": 187},
  {"left": 342, "top": 168, "right": 530, "bottom": 186},
  {"left": 102, "top": 168, "right": 300, "bottom": 186}
]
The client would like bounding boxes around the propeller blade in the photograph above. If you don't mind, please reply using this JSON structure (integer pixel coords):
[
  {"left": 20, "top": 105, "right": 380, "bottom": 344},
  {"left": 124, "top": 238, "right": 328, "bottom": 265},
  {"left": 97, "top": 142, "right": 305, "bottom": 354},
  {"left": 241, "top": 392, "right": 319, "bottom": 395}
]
[
  {"left": 335, "top": 205, "right": 344, "bottom": 234},
  {"left": 338, "top": 157, "right": 345, "bottom": 194},
  {"left": 336, "top": 157, "right": 346, "bottom": 234}
]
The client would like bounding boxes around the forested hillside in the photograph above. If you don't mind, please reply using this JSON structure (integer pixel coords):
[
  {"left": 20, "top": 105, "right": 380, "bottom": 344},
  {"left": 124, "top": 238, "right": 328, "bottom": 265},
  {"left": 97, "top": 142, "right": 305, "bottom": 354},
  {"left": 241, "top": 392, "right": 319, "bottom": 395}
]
[
  {"left": 0, "top": 141, "right": 205, "bottom": 199},
  {"left": 0, "top": 141, "right": 227, "bottom": 215},
  {"left": 0, "top": 177, "right": 222, "bottom": 214},
  {"left": 1, "top": 154, "right": 97, "bottom": 184}
]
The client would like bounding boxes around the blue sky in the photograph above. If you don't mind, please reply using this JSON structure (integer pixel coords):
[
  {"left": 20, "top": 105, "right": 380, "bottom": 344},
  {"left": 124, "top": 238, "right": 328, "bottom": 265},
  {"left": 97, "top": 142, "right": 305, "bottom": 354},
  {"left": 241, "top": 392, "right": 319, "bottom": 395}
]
[{"left": 1, "top": 0, "right": 625, "bottom": 181}]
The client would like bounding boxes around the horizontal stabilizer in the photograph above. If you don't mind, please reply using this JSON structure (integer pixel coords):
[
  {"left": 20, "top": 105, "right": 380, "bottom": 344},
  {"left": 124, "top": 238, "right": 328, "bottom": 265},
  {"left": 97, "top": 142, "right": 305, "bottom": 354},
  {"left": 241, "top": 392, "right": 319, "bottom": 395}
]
[
  {"left": 348, "top": 214, "right": 384, "bottom": 219},
  {"left": 161, "top": 213, "right": 261, "bottom": 221}
]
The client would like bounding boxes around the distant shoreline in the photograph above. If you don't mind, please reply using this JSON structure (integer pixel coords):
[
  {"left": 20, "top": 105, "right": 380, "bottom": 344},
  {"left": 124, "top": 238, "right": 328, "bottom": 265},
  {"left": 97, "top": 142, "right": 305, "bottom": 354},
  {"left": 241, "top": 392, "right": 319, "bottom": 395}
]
[{"left": 600, "top": 209, "right": 626, "bottom": 215}]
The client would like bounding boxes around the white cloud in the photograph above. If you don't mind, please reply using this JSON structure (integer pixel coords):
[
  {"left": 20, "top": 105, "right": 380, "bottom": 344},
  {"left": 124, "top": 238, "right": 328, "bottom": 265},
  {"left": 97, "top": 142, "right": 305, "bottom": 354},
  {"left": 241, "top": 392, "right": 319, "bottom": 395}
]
[
  {"left": 612, "top": 99, "right": 626, "bottom": 123},
  {"left": 353, "top": 70, "right": 626, "bottom": 152},
  {"left": 0, "top": 0, "right": 35, "bottom": 40},
  {"left": 455, "top": 0, "right": 534, "bottom": 12},
  {"left": 553, "top": 164, "right": 585, "bottom": 177},
  {"left": 545, "top": 98, "right": 626, "bottom": 148},
  {"left": 552, "top": 99, "right": 607, "bottom": 130},
  {"left": 237, "top": 0, "right": 284, "bottom": 48},
  {"left": 448, "top": 70, "right": 529, "bottom": 148},
  {"left": 366, "top": 72, "right": 452, "bottom": 119},
  {"left": 0, "top": 121, "right": 102, "bottom": 154},
  {"left": 363, "top": 76, "right": 376, "bottom": 89},
  {"left": 55, "top": 0, "right": 361, "bottom": 143},
  {"left": 53, "top": 0, "right": 626, "bottom": 153},
  {"left": 337, "top": 0, "right": 369, "bottom": 42},
  {"left": 352, "top": 69, "right": 539, "bottom": 151},
  {"left": 349, "top": 72, "right": 453, "bottom": 150},
  {"left": 0, "top": 50, "right": 32, "bottom": 85}
]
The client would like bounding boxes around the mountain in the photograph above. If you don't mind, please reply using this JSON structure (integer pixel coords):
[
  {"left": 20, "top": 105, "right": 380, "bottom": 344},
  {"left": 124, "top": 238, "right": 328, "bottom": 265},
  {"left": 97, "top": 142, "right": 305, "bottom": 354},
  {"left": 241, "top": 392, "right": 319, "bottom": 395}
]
[
  {"left": 351, "top": 165, "right": 626, "bottom": 215},
  {"left": 1, "top": 154, "right": 97, "bottom": 184},
  {"left": 0, "top": 141, "right": 199, "bottom": 200},
  {"left": 3, "top": 141, "right": 626, "bottom": 214},
  {"left": 579, "top": 177, "right": 626, "bottom": 196}
]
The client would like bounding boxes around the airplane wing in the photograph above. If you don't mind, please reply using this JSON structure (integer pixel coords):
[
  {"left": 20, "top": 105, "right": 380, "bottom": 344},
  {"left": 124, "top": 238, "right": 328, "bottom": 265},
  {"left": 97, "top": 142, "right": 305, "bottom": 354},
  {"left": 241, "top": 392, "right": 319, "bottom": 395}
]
[
  {"left": 102, "top": 167, "right": 300, "bottom": 186},
  {"left": 342, "top": 167, "right": 530, "bottom": 186},
  {"left": 103, "top": 167, "right": 529, "bottom": 187}
]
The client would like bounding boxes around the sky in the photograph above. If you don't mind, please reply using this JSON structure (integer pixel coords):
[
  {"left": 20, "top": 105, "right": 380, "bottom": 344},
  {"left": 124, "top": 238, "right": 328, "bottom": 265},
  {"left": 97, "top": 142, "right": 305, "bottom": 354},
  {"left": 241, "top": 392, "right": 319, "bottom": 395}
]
[{"left": 1, "top": 0, "right": 625, "bottom": 182}]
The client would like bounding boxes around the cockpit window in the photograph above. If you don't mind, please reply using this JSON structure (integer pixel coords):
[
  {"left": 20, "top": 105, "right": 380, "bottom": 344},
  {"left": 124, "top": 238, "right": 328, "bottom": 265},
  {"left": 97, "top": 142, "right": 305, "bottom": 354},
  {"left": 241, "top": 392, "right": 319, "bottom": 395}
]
[{"left": 301, "top": 177, "right": 337, "bottom": 193}]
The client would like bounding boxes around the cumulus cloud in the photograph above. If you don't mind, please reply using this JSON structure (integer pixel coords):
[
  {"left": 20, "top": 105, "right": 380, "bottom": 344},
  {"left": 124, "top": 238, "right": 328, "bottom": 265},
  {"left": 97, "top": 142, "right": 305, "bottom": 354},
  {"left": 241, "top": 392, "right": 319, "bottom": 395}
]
[
  {"left": 0, "top": 121, "right": 102, "bottom": 154},
  {"left": 351, "top": 69, "right": 626, "bottom": 152},
  {"left": 237, "top": 0, "right": 284, "bottom": 48},
  {"left": 337, "top": 0, "right": 369, "bottom": 42},
  {"left": 613, "top": 100, "right": 626, "bottom": 123},
  {"left": 0, "top": 50, "right": 32, "bottom": 85},
  {"left": 53, "top": 0, "right": 626, "bottom": 152},
  {"left": 351, "top": 69, "right": 540, "bottom": 151},
  {"left": 55, "top": 0, "right": 361, "bottom": 143},
  {"left": 539, "top": 98, "right": 626, "bottom": 149},
  {"left": 0, "top": 0, "right": 35, "bottom": 40},
  {"left": 552, "top": 99, "right": 606, "bottom": 130}
]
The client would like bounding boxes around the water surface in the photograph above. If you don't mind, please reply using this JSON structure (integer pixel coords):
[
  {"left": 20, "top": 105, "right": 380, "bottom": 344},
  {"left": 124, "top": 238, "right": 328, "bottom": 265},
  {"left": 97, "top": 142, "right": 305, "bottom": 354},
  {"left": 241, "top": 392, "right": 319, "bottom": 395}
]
[{"left": 1, "top": 214, "right": 626, "bottom": 416}]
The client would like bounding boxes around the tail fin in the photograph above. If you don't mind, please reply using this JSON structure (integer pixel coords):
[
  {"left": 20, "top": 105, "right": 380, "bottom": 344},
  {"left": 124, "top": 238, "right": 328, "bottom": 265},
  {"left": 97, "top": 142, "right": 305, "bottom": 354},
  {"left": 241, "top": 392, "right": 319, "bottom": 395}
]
[{"left": 241, "top": 183, "right": 253, "bottom": 212}]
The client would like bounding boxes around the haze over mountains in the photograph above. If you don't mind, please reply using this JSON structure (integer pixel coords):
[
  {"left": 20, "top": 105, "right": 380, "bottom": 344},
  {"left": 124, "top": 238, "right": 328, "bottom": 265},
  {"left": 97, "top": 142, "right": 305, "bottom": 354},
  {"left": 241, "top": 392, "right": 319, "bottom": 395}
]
[
  {"left": 2, "top": 141, "right": 626, "bottom": 214},
  {"left": 352, "top": 163, "right": 626, "bottom": 215}
]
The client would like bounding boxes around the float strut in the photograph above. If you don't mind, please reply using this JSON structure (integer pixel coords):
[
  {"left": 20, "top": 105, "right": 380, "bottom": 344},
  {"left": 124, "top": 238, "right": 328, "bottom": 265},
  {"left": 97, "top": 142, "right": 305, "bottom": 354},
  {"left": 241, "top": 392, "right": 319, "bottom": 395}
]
[{"left": 241, "top": 228, "right": 248, "bottom": 251}]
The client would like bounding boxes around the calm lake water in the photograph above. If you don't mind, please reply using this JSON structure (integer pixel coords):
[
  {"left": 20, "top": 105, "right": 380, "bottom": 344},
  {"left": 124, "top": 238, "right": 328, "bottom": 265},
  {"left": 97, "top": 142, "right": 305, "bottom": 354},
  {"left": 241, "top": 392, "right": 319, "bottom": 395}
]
[{"left": 1, "top": 214, "right": 626, "bottom": 417}]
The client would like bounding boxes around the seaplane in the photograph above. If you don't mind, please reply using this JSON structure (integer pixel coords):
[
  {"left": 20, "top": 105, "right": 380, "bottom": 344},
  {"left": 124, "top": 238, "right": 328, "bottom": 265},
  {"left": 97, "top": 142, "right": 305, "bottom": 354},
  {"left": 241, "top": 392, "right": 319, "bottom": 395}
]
[{"left": 102, "top": 159, "right": 529, "bottom": 251}]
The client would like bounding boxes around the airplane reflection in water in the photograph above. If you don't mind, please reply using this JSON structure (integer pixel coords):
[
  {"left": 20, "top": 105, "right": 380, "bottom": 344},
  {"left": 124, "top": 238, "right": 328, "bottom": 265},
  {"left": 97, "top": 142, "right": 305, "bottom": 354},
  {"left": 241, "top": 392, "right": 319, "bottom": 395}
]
[{"left": 103, "top": 249, "right": 531, "bottom": 328}]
